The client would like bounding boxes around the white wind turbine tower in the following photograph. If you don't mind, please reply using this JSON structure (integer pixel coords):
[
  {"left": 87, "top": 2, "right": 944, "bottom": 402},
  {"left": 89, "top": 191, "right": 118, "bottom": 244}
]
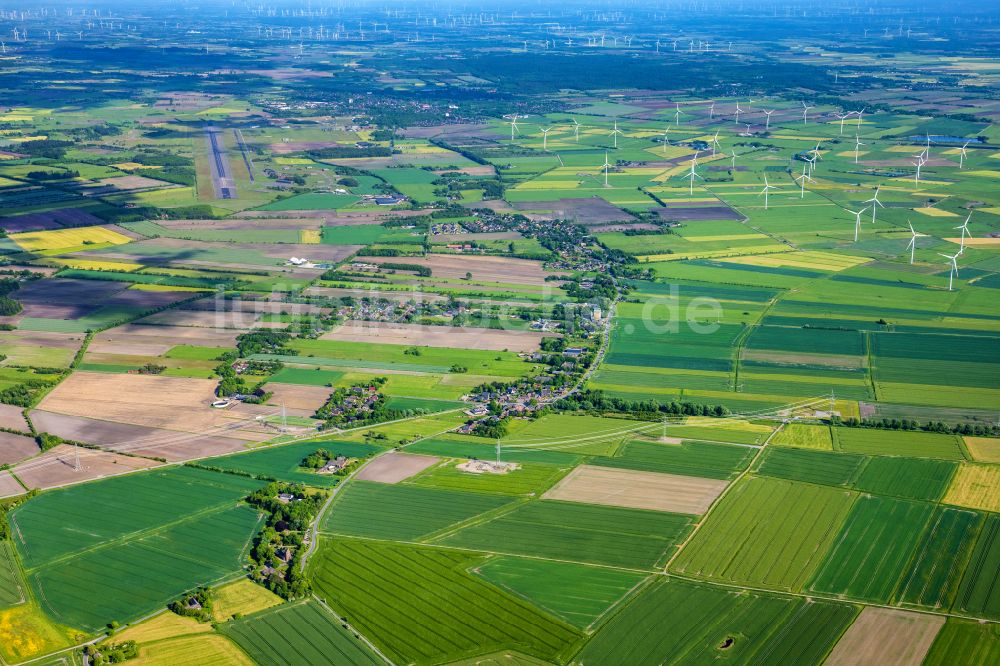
[
  {"left": 763, "top": 109, "right": 775, "bottom": 129},
  {"left": 801, "top": 101, "right": 814, "bottom": 124},
  {"left": 836, "top": 112, "right": 850, "bottom": 135},
  {"left": 906, "top": 221, "right": 919, "bottom": 264},
  {"left": 730, "top": 149, "right": 737, "bottom": 170},
  {"left": 855, "top": 107, "right": 866, "bottom": 128},
  {"left": 674, "top": 103, "right": 682, "bottom": 126},
  {"left": 912, "top": 154, "right": 926, "bottom": 187},
  {"left": 939, "top": 251, "right": 960, "bottom": 291},
  {"left": 602, "top": 152, "right": 612, "bottom": 187},
  {"left": 759, "top": 175, "right": 777, "bottom": 210},
  {"left": 854, "top": 135, "right": 866, "bottom": 164},
  {"left": 687, "top": 152, "right": 702, "bottom": 194},
  {"left": 794, "top": 166, "right": 813, "bottom": 199},
  {"left": 955, "top": 214, "right": 971, "bottom": 253},
  {"left": 709, "top": 101, "right": 715, "bottom": 120},
  {"left": 572, "top": 118, "right": 581, "bottom": 142},
  {"left": 865, "top": 185, "right": 885, "bottom": 224},
  {"left": 661, "top": 127, "right": 671, "bottom": 155},
  {"left": 0, "top": 41, "right": 5, "bottom": 55},
  {"left": 711, "top": 130, "right": 722, "bottom": 156},
  {"left": 609, "top": 120, "right": 623, "bottom": 148},
  {"left": 846, "top": 207, "right": 867, "bottom": 242},
  {"left": 509, "top": 114, "right": 519, "bottom": 142},
  {"left": 734, "top": 101, "right": 743, "bottom": 125},
  {"left": 541, "top": 127, "right": 554, "bottom": 152},
  {"left": 959, "top": 141, "right": 969, "bottom": 169}
]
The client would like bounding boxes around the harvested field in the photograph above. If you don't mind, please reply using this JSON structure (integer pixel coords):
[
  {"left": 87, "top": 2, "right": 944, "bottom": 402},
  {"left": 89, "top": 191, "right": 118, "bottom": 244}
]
[
  {"left": 0, "top": 404, "right": 29, "bottom": 431},
  {"left": 261, "top": 382, "right": 330, "bottom": 413},
  {"left": 542, "top": 465, "right": 727, "bottom": 514},
  {"left": 30, "top": 411, "right": 251, "bottom": 462},
  {"left": 94, "top": 323, "right": 240, "bottom": 348},
  {"left": 965, "top": 437, "right": 1000, "bottom": 463},
  {"left": 321, "top": 321, "right": 545, "bottom": 352},
  {"left": 511, "top": 198, "right": 636, "bottom": 225},
  {"left": 36, "top": 373, "right": 273, "bottom": 444},
  {"left": 0, "top": 472, "right": 23, "bottom": 498},
  {"left": 825, "top": 607, "right": 944, "bottom": 666},
  {"left": 93, "top": 175, "right": 175, "bottom": 191},
  {"left": 13, "top": 444, "right": 161, "bottom": 491},
  {"left": 304, "top": 286, "right": 447, "bottom": 303},
  {"left": 355, "top": 451, "right": 440, "bottom": 483},
  {"left": 85, "top": 237, "right": 360, "bottom": 269},
  {"left": 656, "top": 206, "right": 744, "bottom": 221},
  {"left": 943, "top": 464, "right": 1000, "bottom": 512},
  {"left": 156, "top": 217, "right": 323, "bottom": 230},
  {"left": 1, "top": 278, "right": 126, "bottom": 320},
  {"left": 136, "top": 308, "right": 258, "bottom": 330},
  {"left": 355, "top": 253, "right": 556, "bottom": 286},
  {"left": 0, "top": 432, "right": 39, "bottom": 465},
  {"left": 0, "top": 207, "right": 105, "bottom": 233}
]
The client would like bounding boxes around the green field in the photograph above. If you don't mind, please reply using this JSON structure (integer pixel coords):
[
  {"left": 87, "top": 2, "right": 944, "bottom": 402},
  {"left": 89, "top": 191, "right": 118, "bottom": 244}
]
[
  {"left": 923, "top": 619, "right": 1000, "bottom": 666},
  {"left": 833, "top": 428, "right": 966, "bottom": 460},
  {"left": 266, "top": 367, "right": 345, "bottom": 386},
  {"left": 10, "top": 467, "right": 263, "bottom": 631},
  {"left": 440, "top": 500, "right": 693, "bottom": 570},
  {"left": 0, "top": 542, "right": 25, "bottom": 607},
  {"left": 220, "top": 599, "right": 383, "bottom": 666},
  {"left": 754, "top": 446, "right": 865, "bottom": 486},
  {"left": 321, "top": 481, "right": 514, "bottom": 541},
  {"left": 196, "top": 441, "right": 379, "bottom": 487},
  {"left": 474, "top": 557, "right": 647, "bottom": 629},
  {"left": 310, "top": 539, "right": 581, "bottom": 665},
  {"left": 953, "top": 513, "right": 1000, "bottom": 620},
  {"left": 406, "top": 459, "right": 570, "bottom": 496},
  {"left": 577, "top": 578, "right": 858, "bottom": 665},
  {"left": 851, "top": 456, "right": 957, "bottom": 501},
  {"left": 671, "top": 477, "right": 856, "bottom": 591},
  {"left": 896, "top": 507, "right": 984, "bottom": 611},
  {"left": 808, "top": 495, "right": 937, "bottom": 603},
  {"left": 592, "top": 439, "right": 754, "bottom": 480}
]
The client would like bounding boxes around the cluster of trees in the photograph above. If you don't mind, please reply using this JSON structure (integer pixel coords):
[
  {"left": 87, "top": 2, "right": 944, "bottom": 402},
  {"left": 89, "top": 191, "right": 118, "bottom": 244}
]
[
  {"left": 0, "top": 378, "right": 57, "bottom": 407},
  {"left": 245, "top": 482, "right": 323, "bottom": 599},
  {"left": 472, "top": 415, "right": 510, "bottom": 439},
  {"left": 84, "top": 640, "right": 139, "bottom": 665},
  {"left": 16, "top": 139, "right": 74, "bottom": 159},
  {"left": 26, "top": 169, "right": 79, "bottom": 180},
  {"left": 236, "top": 330, "right": 292, "bottom": 357},
  {"left": 306, "top": 145, "right": 393, "bottom": 159},
  {"left": 833, "top": 416, "right": 1000, "bottom": 437},
  {"left": 377, "top": 262, "right": 432, "bottom": 277},
  {"left": 167, "top": 587, "right": 213, "bottom": 623},
  {"left": 555, "top": 390, "right": 731, "bottom": 418}
]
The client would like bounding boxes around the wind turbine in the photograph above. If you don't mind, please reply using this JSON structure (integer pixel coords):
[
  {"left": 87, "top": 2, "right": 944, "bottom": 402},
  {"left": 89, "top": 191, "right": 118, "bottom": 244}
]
[
  {"left": 939, "top": 252, "right": 960, "bottom": 291},
  {"left": 711, "top": 130, "right": 722, "bottom": 156},
  {"left": 959, "top": 141, "right": 969, "bottom": 169},
  {"left": 730, "top": 149, "right": 737, "bottom": 170},
  {"left": 572, "top": 118, "right": 581, "bottom": 142},
  {"left": 509, "top": 114, "right": 519, "bottom": 142},
  {"left": 912, "top": 154, "right": 926, "bottom": 187},
  {"left": 854, "top": 135, "right": 866, "bottom": 164},
  {"left": 836, "top": 112, "right": 850, "bottom": 135},
  {"left": 541, "top": 127, "right": 554, "bottom": 152},
  {"left": 709, "top": 101, "right": 715, "bottom": 120},
  {"left": 674, "top": 103, "right": 682, "bottom": 126},
  {"left": 734, "top": 101, "right": 743, "bottom": 125},
  {"left": 955, "top": 214, "right": 971, "bottom": 253},
  {"left": 687, "top": 153, "right": 702, "bottom": 195},
  {"left": 759, "top": 175, "right": 777, "bottom": 210},
  {"left": 794, "top": 165, "right": 813, "bottom": 198},
  {"left": 846, "top": 207, "right": 867, "bottom": 242},
  {"left": 801, "top": 101, "right": 814, "bottom": 124},
  {"left": 602, "top": 152, "right": 612, "bottom": 187},
  {"left": 865, "top": 185, "right": 885, "bottom": 225},
  {"left": 906, "top": 221, "right": 919, "bottom": 264},
  {"left": 609, "top": 120, "right": 623, "bottom": 148},
  {"left": 763, "top": 109, "right": 775, "bottom": 129},
  {"left": 661, "top": 127, "right": 671, "bottom": 155}
]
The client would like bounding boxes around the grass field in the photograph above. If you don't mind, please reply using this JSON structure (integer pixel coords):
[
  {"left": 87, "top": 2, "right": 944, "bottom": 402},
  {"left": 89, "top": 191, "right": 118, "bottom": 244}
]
[
  {"left": 406, "top": 459, "right": 570, "bottom": 496},
  {"left": 671, "top": 477, "right": 856, "bottom": 591},
  {"left": 0, "top": 602, "right": 76, "bottom": 663},
  {"left": 310, "top": 539, "right": 581, "bottom": 665},
  {"left": 577, "top": 578, "right": 858, "bottom": 665},
  {"left": 770, "top": 423, "right": 834, "bottom": 450},
  {"left": 131, "top": 634, "right": 254, "bottom": 666},
  {"left": 211, "top": 579, "right": 282, "bottom": 622},
  {"left": 321, "top": 481, "right": 514, "bottom": 541},
  {"left": 473, "top": 557, "right": 646, "bottom": 629},
  {"left": 440, "top": 500, "right": 693, "bottom": 570},
  {"left": 833, "top": 428, "right": 965, "bottom": 460},
  {"left": 852, "top": 457, "right": 957, "bottom": 501},
  {"left": 923, "top": 619, "right": 1000, "bottom": 666},
  {"left": 808, "top": 496, "right": 937, "bottom": 604},
  {"left": 591, "top": 439, "right": 754, "bottom": 480},
  {"left": 196, "top": 441, "right": 379, "bottom": 487},
  {"left": 942, "top": 464, "right": 1000, "bottom": 512},
  {"left": 754, "top": 447, "right": 865, "bottom": 486},
  {"left": 220, "top": 599, "right": 383, "bottom": 666}
]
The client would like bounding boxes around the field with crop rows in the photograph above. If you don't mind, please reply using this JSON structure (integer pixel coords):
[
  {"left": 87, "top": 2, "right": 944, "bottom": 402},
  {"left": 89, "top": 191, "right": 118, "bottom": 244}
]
[
  {"left": 196, "top": 441, "right": 379, "bottom": 487},
  {"left": 310, "top": 539, "right": 581, "bottom": 664},
  {"left": 592, "top": 439, "right": 754, "bottom": 479},
  {"left": 440, "top": 500, "right": 693, "bottom": 569}
]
